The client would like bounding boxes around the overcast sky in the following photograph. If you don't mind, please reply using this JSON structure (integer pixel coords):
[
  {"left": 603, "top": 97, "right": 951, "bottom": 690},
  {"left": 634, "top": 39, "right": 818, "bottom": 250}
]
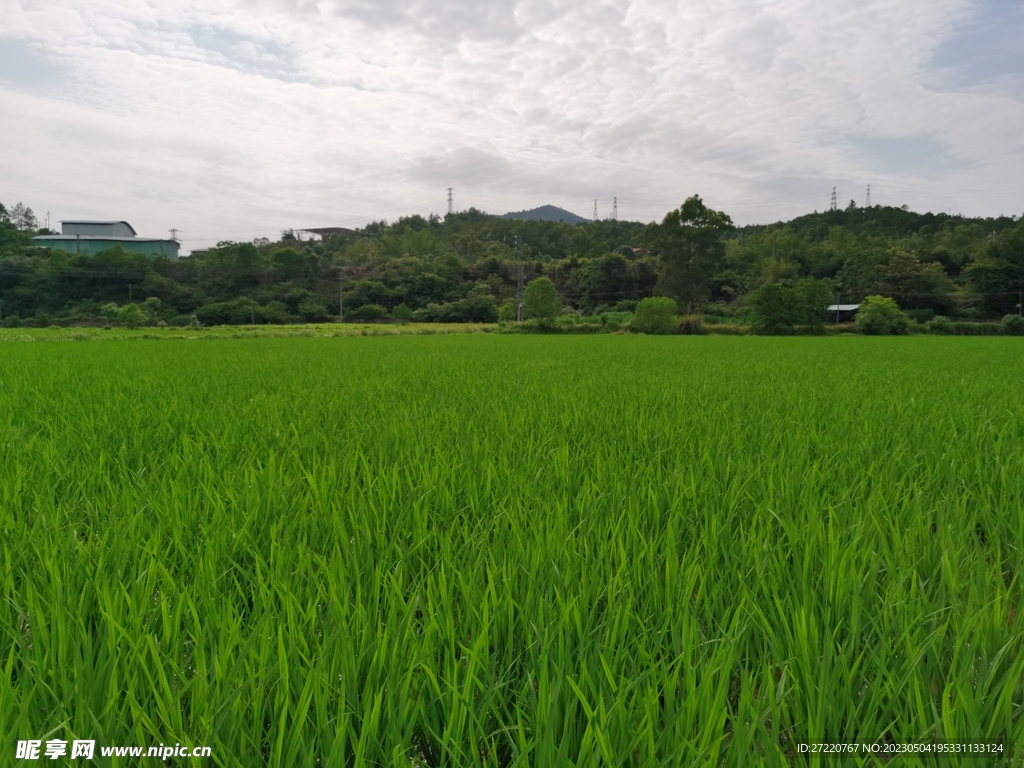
[{"left": 1, "top": 0, "right": 1022, "bottom": 252}]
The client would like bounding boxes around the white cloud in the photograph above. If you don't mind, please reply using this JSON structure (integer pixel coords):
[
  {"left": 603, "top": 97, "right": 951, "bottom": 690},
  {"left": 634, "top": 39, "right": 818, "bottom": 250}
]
[{"left": 0, "top": 0, "right": 1022, "bottom": 252}]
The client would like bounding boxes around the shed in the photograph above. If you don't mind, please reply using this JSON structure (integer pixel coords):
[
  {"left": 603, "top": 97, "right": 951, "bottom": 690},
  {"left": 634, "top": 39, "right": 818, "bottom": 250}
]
[{"left": 827, "top": 303, "right": 861, "bottom": 323}]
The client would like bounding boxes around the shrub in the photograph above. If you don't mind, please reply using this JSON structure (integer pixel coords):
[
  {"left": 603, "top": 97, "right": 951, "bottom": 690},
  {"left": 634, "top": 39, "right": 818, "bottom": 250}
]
[
  {"left": 497, "top": 302, "right": 516, "bottom": 322},
  {"left": 347, "top": 304, "right": 388, "bottom": 322},
  {"left": 677, "top": 315, "right": 706, "bottom": 335},
  {"left": 118, "top": 303, "right": 147, "bottom": 329},
  {"left": 905, "top": 308, "right": 935, "bottom": 324},
  {"left": 143, "top": 296, "right": 162, "bottom": 320},
  {"left": 298, "top": 300, "right": 329, "bottom": 323},
  {"left": 949, "top": 322, "right": 1002, "bottom": 335},
  {"left": 927, "top": 315, "right": 954, "bottom": 335},
  {"left": 630, "top": 297, "right": 677, "bottom": 334},
  {"left": 1002, "top": 314, "right": 1024, "bottom": 336},
  {"left": 391, "top": 303, "right": 413, "bottom": 321},
  {"left": 599, "top": 311, "right": 633, "bottom": 331},
  {"left": 195, "top": 298, "right": 293, "bottom": 326},
  {"left": 411, "top": 295, "right": 497, "bottom": 324},
  {"left": 855, "top": 296, "right": 910, "bottom": 335}
]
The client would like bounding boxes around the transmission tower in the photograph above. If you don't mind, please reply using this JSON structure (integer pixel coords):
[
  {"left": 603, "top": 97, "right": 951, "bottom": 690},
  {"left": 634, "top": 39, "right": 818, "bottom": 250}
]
[
  {"left": 612, "top": 197, "right": 618, "bottom": 221},
  {"left": 515, "top": 235, "right": 524, "bottom": 322},
  {"left": 169, "top": 228, "right": 180, "bottom": 241},
  {"left": 866, "top": 184, "right": 871, "bottom": 207},
  {"left": 447, "top": 188, "right": 453, "bottom": 215},
  {"left": 830, "top": 187, "right": 837, "bottom": 211},
  {"left": 593, "top": 199, "right": 598, "bottom": 222}
]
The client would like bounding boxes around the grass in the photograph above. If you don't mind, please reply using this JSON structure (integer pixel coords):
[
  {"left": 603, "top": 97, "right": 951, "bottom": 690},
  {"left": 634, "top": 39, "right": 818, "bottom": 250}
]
[
  {"left": 0, "top": 322, "right": 496, "bottom": 342},
  {"left": 1, "top": 335, "right": 1021, "bottom": 766}
]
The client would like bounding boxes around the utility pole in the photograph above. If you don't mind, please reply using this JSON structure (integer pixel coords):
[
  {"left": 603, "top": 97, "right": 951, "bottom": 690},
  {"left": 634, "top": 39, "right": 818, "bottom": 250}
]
[
  {"left": 836, "top": 294, "right": 841, "bottom": 324},
  {"left": 612, "top": 197, "right": 618, "bottom": 221},
  {"left": 129, "top": 283, "right": 132, "bottom": 303},
  {"left": 1019, "top": 291, "right": 1022, "bottom": 317},
  {"left": 593, "top": 199, "right": 598, "bottom": 222},
  {"left": 516, "top": 234, "right": 524, "bottom": 322},
  {"left": 447, "top": 188, "right": 454, "bottom": 215},
  {"left": 339, "top": 273, "right": 344, "bottom": 322}
]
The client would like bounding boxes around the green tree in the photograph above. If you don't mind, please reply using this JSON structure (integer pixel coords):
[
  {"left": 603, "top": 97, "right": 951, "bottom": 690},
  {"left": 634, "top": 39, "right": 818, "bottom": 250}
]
[
  {"left": 10, "top": 203, "right": 37, "bottom": 232},
  {"left": 391, "top": 303, "right": 413, "bottom": 321},
  {"left": 575, "top": 253, "right": 632, "bottom": 312},
  {"left": 497, "top": 302, "right": 516, "bottom": 322},
  {"left": 876, "top": 248, "right": 955, "bottom": 312},
  {"left": 347, "top": 304, "right": 388, "bottom": 322},
  {"left": 961, "top": 221, "right": 1024, "bottom": 317},
  {"left": 794, "top": 278, "right": 834, "bottom": 327},
  {"left": 522, "top": 276, "right": 562, "bottom": 326},
  {"left": 630, "top": 296, "right": 677, "bottom": 334},
  {"left": 855, "top": 296, "right": 910, "bottom": 335},
  {"left": 646, "top": 195, "right": 733, "bottom": 312},
  {"left": 298, "top": 299, "right": 329, "bottom": 322},
  {"left": 118, "top": 303, "right": 147, "bottom": 329},
  {"left": 748, "top": 278, "right": 833, "bottom": 334},
  {"left": 748, "top": 283, "right": 801, "bottom": 335},
  {"left": 142, "top": 296, "right": 162, "bottom": 320}
]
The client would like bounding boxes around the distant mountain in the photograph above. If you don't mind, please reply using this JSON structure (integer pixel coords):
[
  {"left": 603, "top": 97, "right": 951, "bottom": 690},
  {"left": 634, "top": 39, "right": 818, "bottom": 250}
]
[{"left": 502, "top": 205, "right": 588, "bottom": 225}]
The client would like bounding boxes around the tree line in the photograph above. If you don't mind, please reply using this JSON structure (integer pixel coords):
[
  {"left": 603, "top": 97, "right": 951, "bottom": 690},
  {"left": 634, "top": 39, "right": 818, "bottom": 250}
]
[{"left": 1, "top": 197, "right": 1022, "bottom": 329}]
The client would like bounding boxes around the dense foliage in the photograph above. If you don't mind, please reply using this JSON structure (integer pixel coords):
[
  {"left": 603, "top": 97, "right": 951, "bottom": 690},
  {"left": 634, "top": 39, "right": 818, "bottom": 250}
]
[
  {"left": 2, "top": 336, "right": 1021, "bottom": 764},
  {"left": 855, "top": 295, "right": 912, "bottom": 335},
  {"left": 2, "top": 197, "right": 1023, "bottom": 327},
  {"left": 630, "top": 297, "right": 679, "bottom": 334}
]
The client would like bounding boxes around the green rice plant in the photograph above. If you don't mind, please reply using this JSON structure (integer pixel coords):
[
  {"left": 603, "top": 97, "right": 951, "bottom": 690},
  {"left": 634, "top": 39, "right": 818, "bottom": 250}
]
[{"left": 0, "top": 336, "right": 1021, "bottom": 766}]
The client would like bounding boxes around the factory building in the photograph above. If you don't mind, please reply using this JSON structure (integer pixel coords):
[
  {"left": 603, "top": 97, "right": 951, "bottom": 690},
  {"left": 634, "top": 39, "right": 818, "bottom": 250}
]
[{"left": 32, "top": 221, "right": 180, "bottom": 258}]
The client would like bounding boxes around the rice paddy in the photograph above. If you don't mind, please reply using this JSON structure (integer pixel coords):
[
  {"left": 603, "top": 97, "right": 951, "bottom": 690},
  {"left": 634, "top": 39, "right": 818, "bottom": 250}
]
[{"left": 1, "top": 335, "right": 1022, "bottom": 766}]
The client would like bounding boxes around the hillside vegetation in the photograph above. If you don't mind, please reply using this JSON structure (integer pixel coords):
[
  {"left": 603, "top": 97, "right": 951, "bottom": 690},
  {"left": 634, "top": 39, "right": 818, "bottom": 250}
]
[{"left": 1, "top": 198, "right": 1022, "bottom": 327}]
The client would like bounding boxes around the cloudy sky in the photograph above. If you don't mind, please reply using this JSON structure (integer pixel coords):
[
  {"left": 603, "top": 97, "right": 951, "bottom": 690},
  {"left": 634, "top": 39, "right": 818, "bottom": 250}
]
[{"left": 1, "top": 0, "right": 1022, "bottom": 252}]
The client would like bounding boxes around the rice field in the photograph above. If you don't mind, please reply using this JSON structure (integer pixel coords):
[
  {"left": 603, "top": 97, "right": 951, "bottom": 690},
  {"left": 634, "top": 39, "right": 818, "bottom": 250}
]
[{"left": 1, "top": 335, "right": 1022, "bottom": 766}]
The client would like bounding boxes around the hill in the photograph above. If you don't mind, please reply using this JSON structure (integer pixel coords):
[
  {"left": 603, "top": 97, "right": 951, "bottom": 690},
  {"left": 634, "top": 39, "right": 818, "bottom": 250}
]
[{"left": 502, "top": 205, "right": 588, "bottom": 225}]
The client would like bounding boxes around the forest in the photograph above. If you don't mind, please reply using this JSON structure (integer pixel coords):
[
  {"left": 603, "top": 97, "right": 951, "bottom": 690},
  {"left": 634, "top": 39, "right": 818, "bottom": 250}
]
[{"left": 1, "top": 197, "right": 1022, "bottom": 328}]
